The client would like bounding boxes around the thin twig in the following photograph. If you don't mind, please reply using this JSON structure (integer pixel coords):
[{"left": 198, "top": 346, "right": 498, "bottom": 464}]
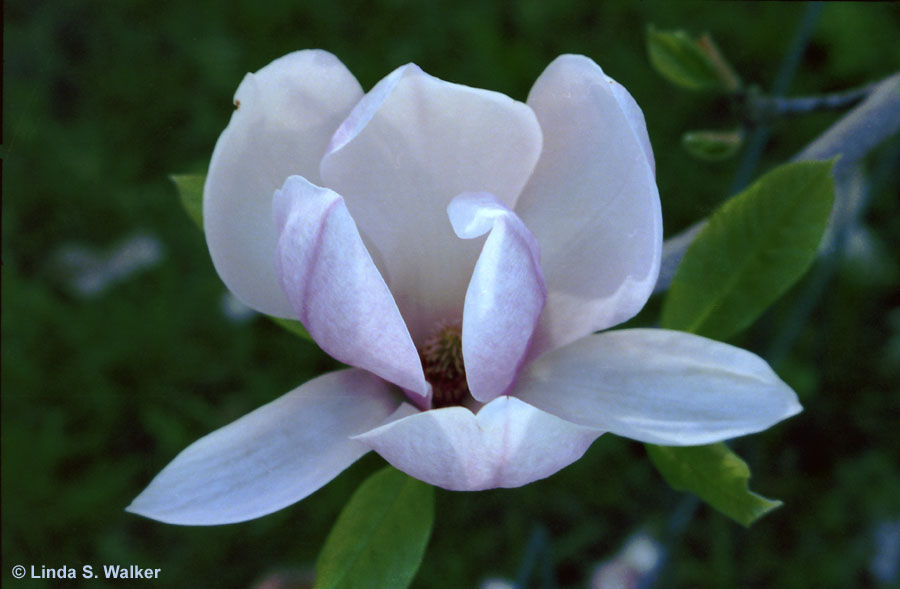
[
  {"left": 653, "top": 71, "right": 900, "bottom": 295},
  {"left": 755, "top": 83, "right": 876, "bottom": 120}
]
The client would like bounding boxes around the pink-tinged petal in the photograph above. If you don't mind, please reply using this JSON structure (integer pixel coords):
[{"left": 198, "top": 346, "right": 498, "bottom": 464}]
[
  {"left": 204, "top": 50, "right": 364, "bottom": 318},
  {"left": 516, "top": 55, "right": 662, "bottom": 358},
  {"left": 448, "top": 192, "right": 546, "bottom": 403},
  {"left": 355, "top": 396, "right": 602, "bottom": 491},
  {"left": 126, "top": 369, "right": 401, "bottom": 525},
  {"left": 514, "top": 329, "right": 802, "bottom": 446},
  {"left": 320, "top": 64, "right": 543, "bottom": 343},
  {"left": 274, "top": 176, "right": 429, "bottom": 397}
]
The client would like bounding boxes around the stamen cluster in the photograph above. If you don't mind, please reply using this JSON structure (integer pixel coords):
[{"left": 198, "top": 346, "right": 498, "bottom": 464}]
[{"left": 420, "top": 323, "right": 469, "bottom": 408}]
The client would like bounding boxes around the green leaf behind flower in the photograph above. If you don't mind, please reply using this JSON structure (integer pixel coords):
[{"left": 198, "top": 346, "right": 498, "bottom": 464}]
[
  {"left": 646, "top": 443, "right": 782, "bottom": 527},
  {"left": 169, "top": 172, "right": 314, "bottom": 342},
  {"left": 315, "top": 467, "right": 434, "bottom": 589},
  {"left": 270, "top": 316, "right": 313, "bottom": 341},
  {"left": 646, "top": 26, "right": 739, "bottom": 92},
  {"left": 170, "top": 174, "right": 205, "bottom": 229},
  {"left": 661, "top": 160, "right": 835, "bottom": 341},
  {"left": 682, "top": 129, "right": 743, "bottom": 161},
  {"left": 650, "top": 160, "right": 834, "bottom": 526}
]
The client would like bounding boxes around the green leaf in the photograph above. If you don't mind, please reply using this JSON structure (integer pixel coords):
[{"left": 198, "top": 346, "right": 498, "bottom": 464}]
[
  {"left": 646, "top": 443, "right": 782, "bottom": 527},
  {"left": 170, "top": 174, "right": 205, "bottom": 229},
  {"left": 651, "top": 161, "right": 833, "bottom": 526},
  {"left": 682, "top": 129, "right": 743, "bottom": 161},
  {"left": 646, "top": 26, "right": 739, "bottom": 92},
  {"left": 661, "top": 160, "right": 835, "bottom": 341},
  {"left": 315, "top": 467, "right": 434, "bottom": 589},
  {"left": 269, "top": 316, "right": 313, "bottom": 342}
]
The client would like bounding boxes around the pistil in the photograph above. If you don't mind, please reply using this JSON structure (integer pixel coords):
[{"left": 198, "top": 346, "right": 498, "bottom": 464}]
[{"left": 420, "top": 322, "right": 469, "bottom": 408}]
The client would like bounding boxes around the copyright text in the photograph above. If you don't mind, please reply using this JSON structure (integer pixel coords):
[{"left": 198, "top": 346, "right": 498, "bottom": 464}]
[{"left": 11, "top": 564, "right": 161, "bottom": 580}]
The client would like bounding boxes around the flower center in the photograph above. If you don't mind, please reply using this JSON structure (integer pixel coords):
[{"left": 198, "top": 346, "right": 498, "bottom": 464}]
[{"left": 420, "top": 322, "right": 469, "bottom": 408}]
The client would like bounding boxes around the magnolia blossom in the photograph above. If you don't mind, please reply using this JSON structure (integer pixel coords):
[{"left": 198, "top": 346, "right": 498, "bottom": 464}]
[{"left": 128, "top": 50, "right": 801, "bottom": 525}]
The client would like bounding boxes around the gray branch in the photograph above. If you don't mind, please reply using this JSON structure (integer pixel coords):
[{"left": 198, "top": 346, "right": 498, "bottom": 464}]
[
  {"left": 747, "top": 83, "right": 876, "bottom": 122},
  {"left": 654, "top": 71, "right": 900, "bottom": 295}
]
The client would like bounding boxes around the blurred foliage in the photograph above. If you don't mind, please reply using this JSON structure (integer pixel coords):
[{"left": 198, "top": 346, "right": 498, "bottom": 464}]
[
  {"left": 681, "top": 129, "right": 743, "bottom": 161},
  {"left": 170, "top": 175, "right": 205, "bottom": 229},
  {"left": 3, "top": 1, "right": 899, "bottom": 587},
  {"left": 646, "top": 26, "right": 741, "bottom": 92}
]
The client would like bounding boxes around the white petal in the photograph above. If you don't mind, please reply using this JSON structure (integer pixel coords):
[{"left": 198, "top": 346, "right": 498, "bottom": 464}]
[
  {"left": 320, "top": 64, "right": 543, "bottom": 342},
  {"left": 204, "top": 50, "right": 364, "bottom": 318},
  {"left": 516, "top": 55, "right": 662, "bottom": 358},
  {"left": 514, "top": 329, "right": 802, "bottom": 445},
  {"left": 126, "top": 369, "right": 401, "bottom": 525},
  {"left": 607, "top": 76, "right": 656, "bottom": 176},
  {"left": 274, "top": 176, "right": 428, "bottom": 397},
  {"left": 355, "top": 396, "right": 602, "bottom": 491},
  {"left": 448, "top": 192, "right": 546, "bottom": 403}
]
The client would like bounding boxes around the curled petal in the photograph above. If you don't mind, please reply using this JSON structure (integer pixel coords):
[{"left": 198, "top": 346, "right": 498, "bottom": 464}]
[
  {"left": 321, "top": 64, "right": 543, "bottom": 342},
  {"left": 517, "top": 55, "right": 662, "bottom": 358},
  {"left": 127, "top": 369, "right": 402, "bottom": 525},
  {"left": 204, "top": 50, "right": 363, "bottom": 318},
  {"left": 274, "top": 176, "right": 428, "bottom": 397},
  {"left": 448, "top": 192, "right": 546, "bottom": 403},
  {"left": 514, "top": 329, "right": 802, "bottom": 446},
  {"left": 355, "top": 396, "right": 602, "bottom": 491}
]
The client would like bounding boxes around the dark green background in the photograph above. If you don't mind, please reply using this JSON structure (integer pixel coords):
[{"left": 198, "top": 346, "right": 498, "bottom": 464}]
[{"left": 4, "top": 1, "right": 899, "bottom": 587}]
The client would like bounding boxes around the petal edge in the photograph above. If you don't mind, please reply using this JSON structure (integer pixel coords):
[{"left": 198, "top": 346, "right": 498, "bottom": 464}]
[
  {"left": 355, "top": 396, "right": 602, "bottom": 490},
  {"left": 448, "top": 192, "right": 546, "bottom": 403},
  {"left": 515, "top": 329, "right": 801, "bottom": 446},
  {"left": 518, "top": 55, "right": 662, "bottom": 358},
  {"left": 274, "top": 177, "right": 429, "bottom": 397},
  {"left": 204, "top": 50, "right": 364, "bottom": 318},
  {"left": 127, "top": 369, "right": 401, "bottom": 525}
]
